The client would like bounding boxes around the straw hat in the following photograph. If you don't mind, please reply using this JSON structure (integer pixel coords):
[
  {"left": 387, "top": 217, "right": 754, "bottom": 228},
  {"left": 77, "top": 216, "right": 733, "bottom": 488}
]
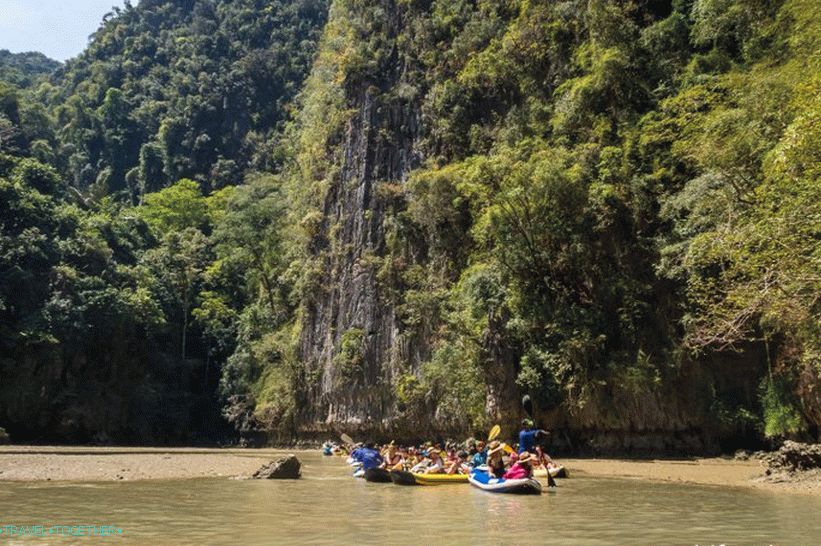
[
  {"left": 517, "top": 452, "right": 535, "bottom": 465},
  {"left": 487, "top": 441, "right": 504, "bottom": 455}
]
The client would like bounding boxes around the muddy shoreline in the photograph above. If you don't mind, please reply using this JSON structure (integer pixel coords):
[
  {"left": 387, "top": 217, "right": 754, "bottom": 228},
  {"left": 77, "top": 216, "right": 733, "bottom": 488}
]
[{"left": 0, "top": 446, "right": 818, "bottom": 495}]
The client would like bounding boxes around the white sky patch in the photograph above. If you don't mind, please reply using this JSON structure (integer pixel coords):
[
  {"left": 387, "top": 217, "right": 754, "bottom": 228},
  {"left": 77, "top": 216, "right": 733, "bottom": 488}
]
[{"left": 0, "top": 0, "right": 131, "bottom": 61}]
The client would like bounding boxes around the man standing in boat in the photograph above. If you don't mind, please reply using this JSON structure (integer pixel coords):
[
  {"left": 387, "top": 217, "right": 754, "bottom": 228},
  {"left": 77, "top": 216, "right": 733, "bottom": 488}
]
[
  {"left": 358, "top": 443, "right": 384, "bottom": 471},
  {"left": 519, "top": 419, "right": 555, "bottom": 469}
]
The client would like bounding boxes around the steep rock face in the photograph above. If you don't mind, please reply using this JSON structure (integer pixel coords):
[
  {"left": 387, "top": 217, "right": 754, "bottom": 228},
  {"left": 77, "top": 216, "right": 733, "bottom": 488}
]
[
  {"left": 297, "top": 16, "right": 424, "bottom": 435},
  {"left": 287, "top": 0, "right": 809, "bottom": 453}
]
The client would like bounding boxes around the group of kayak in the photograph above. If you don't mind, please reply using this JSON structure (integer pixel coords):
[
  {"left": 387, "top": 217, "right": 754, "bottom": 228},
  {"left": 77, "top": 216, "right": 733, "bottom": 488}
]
[{"left": 323, "top": 419, "right": 566, "bottom": 496}]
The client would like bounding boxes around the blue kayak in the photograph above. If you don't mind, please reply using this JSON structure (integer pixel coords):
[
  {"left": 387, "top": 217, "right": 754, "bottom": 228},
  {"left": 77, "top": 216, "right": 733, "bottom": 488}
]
[{"left": 468, "top": 469, "right": 542, "bottom": 495}]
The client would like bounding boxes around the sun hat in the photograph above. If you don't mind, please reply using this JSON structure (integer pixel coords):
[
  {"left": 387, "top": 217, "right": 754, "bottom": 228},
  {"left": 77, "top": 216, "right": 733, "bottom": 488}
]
[{"left": 517, "top": 452, "right": 535, "bottom": 464}]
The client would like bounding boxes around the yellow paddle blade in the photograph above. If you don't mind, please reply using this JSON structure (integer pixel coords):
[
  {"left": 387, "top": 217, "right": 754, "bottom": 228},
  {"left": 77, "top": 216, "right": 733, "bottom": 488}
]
[
  {"left": 487, "top": 424, "right": 501, "bottom": 441},
  {"left": 502, "top": 443, "right": 515, "bottom": 454}
]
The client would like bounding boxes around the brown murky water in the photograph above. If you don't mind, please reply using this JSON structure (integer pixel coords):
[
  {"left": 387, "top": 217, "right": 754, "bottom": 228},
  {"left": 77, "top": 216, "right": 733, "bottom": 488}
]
[{"left": 1, "top": 452, "right": 819, "bottom": 544}]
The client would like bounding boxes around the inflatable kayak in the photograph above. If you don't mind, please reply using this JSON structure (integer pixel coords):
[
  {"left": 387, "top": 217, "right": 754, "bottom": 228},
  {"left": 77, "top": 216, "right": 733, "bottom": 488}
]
[
  {"left": 388, "top": 470, "right": 468, "bottom": 485},
  {"left": 364, "top": 468, "right": 393, "bottom": 483},
  {"left": 390, "top": 470, "right": 418, "bottom": 485},
  {"left": 413, "top": 472, "right": 468, "bottom": 485},
  {"left": 468, "top": 469, "right": 542, "bottom": 495},
  {"left": 533, "top": 465, "right": 568, "bottom": 479}
]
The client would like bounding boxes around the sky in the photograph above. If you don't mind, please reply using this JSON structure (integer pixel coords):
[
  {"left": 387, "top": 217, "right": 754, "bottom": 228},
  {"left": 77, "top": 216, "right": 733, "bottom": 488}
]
[{"left": 0, "top": 0, "right": 131, "bottom": 62}]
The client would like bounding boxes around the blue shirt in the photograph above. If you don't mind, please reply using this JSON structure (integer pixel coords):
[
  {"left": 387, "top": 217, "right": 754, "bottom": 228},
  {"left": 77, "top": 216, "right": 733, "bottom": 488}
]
[
  {"left": 519, "top": 429, "right": 538, "bottom": 454},
  {"left": 471, "top": 450, "right": 487, "bottom": 467},
  {"left": 358, "top": 448, "right": 384, "bottom": 470}
]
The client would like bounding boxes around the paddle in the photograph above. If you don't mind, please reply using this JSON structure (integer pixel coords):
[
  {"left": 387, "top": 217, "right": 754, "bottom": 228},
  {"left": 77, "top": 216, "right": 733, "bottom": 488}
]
[
  {"left": 487, "top": 424, "right": 501, "bottom": 442},
  {"left": 487, "top": 424, "right": 515, "bottom": 455},
  {"left": 340, "top": 433, "right": 355, "bottom": 446},
  {"left": 522, "top": 394, "right": 556, "bottom": 488}
]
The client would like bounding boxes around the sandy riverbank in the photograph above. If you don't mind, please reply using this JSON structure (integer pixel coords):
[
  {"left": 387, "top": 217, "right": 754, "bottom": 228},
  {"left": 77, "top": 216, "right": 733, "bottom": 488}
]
[
  {"left": 0, "top": 446, "right": 818, "bottom": 494},
  {"left": 562, "top": 457, "right": 821, "bottom": 495},
  {"left": 0, "top": 446, "right": 275, "bottom": 481}
]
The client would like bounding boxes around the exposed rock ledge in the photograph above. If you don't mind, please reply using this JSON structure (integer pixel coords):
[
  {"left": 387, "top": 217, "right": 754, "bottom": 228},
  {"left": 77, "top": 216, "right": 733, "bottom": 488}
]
[
  {"left": 252, "top": 454, "right": 301, "bottom": 479},
  {"left": 762, "top": 441, "right": 821, "bottom": 473}
]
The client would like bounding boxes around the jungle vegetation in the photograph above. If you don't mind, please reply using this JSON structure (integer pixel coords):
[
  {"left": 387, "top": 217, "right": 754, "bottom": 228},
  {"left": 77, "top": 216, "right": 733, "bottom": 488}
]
[{"left": 0, "top": 0, "right": 818, "bottom": 447}]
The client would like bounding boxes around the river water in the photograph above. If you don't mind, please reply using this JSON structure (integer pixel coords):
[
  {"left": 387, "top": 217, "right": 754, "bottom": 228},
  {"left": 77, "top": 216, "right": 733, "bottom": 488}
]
[{"left": 2, "top": 452, "right": 819, "bottom": 544}]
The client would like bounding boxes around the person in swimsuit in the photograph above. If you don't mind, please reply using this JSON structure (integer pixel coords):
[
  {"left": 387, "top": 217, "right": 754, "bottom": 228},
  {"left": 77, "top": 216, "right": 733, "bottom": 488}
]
[{"left": 486, "top": 440, "right": 506, "bottom": 478}]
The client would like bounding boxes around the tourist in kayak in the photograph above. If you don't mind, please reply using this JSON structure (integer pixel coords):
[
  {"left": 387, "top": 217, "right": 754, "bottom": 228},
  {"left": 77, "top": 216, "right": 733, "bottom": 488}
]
[
  {"left": 470, "top": 441, "right": 487, "bottom": 468},
  {"left": 358, "top": 443, "right": 384, "bottom": 470},
  {"left": 349, "top": 443, "right": 364, "bottom": 463},
  {"left": 445, "top": 447, "right": 458, "bottom": 468},
  {"left": 405, "top": 446, "right": 422, "bottom": 470},
  {"left": 486, "top": 441, "right": 506, "bottom": 478},
  {"left": 423, "top": 448, "right": 446, "bottom": 474},
  {"left": 380, "top": 442, "right": 403, "bottom": 471},
  {"left": 503, "top": 451, "right": 535, "bottom": 480},
  {"left": 534, "top": 445, "right": 555, "bottom": 471},
  {"left": 445, "top": 451, "right": 468, "bottom": 475}
]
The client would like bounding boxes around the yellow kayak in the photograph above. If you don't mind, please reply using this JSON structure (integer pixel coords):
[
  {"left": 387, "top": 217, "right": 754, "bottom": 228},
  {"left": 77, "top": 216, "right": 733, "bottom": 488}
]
[
  {"left": 533, "top": 465, "right": 568, "bottom": 479},
  {"left": 412, "top": 472, "right": 469, "bottom": 485},
  {"left": 390, "top": 470, "right": 469, "bottom": 485}
]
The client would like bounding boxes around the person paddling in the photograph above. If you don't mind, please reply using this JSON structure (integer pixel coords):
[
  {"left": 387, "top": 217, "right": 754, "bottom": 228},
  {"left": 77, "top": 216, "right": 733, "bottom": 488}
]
[
  {"left": 518, "top": 419, "right": 545, "bottom": 454},
  {"left": 358, "top": 443, "right": 384, "bottom": 471},
  {"left": 519, "top": 418, "right": 557, "bottom": 473}
]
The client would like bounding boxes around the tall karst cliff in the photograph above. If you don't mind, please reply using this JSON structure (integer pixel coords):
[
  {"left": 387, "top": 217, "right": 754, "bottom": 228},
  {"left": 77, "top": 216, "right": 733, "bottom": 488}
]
[
  {"left": 279, "top": 0, "right": 819, "bottom": 451},
  {"left": 293, "top": 1, "right": 434, "bottom": 435}
]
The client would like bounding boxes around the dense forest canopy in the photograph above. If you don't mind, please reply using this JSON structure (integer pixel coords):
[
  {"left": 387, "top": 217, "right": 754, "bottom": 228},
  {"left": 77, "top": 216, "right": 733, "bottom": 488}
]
[
  {"left": 0, "top": 0, "right": 329, "bottom": 443},
  {"left": 0, "top": 0, "right": 818, "bottom": 450},
  {"left": 0, "top": 51, "right": 61, "bottom": 89},
  {"left": 39, "top": 0, "right": 329, "bottom": 199}
]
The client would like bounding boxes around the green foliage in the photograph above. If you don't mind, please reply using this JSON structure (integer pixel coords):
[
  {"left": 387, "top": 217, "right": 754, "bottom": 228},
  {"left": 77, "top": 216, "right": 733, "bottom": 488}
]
[
  {"left": 334, "top": 328, "right": 365, "bottom": 383},
  {"left": 139, "top": 179, "right": 208, "bottom": 234},
  {"left": 0, "top": 50, "right": 59, "bottom": 88},
  {"left": 43, "top": 0, "right": 329, "bottom": 197},
  {"left": 11, "top": 158, "right": 62, "bottom": 194},
  {"left": 273, "top": 0, "right": 821, "bottom": 440},
  {"left": 517, "top": 347, "right": 565, "bottom": 410},
  {"left": 2, "top": 0, "right": 820, "bottom": 445},
  {"left": 760, "top": 376, "right": 806, "bottom": 438}
]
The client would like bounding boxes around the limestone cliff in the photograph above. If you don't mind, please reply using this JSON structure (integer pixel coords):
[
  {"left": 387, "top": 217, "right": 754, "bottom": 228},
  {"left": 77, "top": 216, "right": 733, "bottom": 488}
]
[{"left": 295, "top": 1, "right": 428, "bottom": 436}]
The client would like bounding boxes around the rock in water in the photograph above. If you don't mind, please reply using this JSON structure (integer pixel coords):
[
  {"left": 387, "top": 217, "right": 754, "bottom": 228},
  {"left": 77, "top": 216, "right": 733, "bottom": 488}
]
[
  {"left": 252, "top": 455, "right": 301, "bottom": 479},
  {"left": 0, "top": 427, "right": 9, "bottom": 445}
]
